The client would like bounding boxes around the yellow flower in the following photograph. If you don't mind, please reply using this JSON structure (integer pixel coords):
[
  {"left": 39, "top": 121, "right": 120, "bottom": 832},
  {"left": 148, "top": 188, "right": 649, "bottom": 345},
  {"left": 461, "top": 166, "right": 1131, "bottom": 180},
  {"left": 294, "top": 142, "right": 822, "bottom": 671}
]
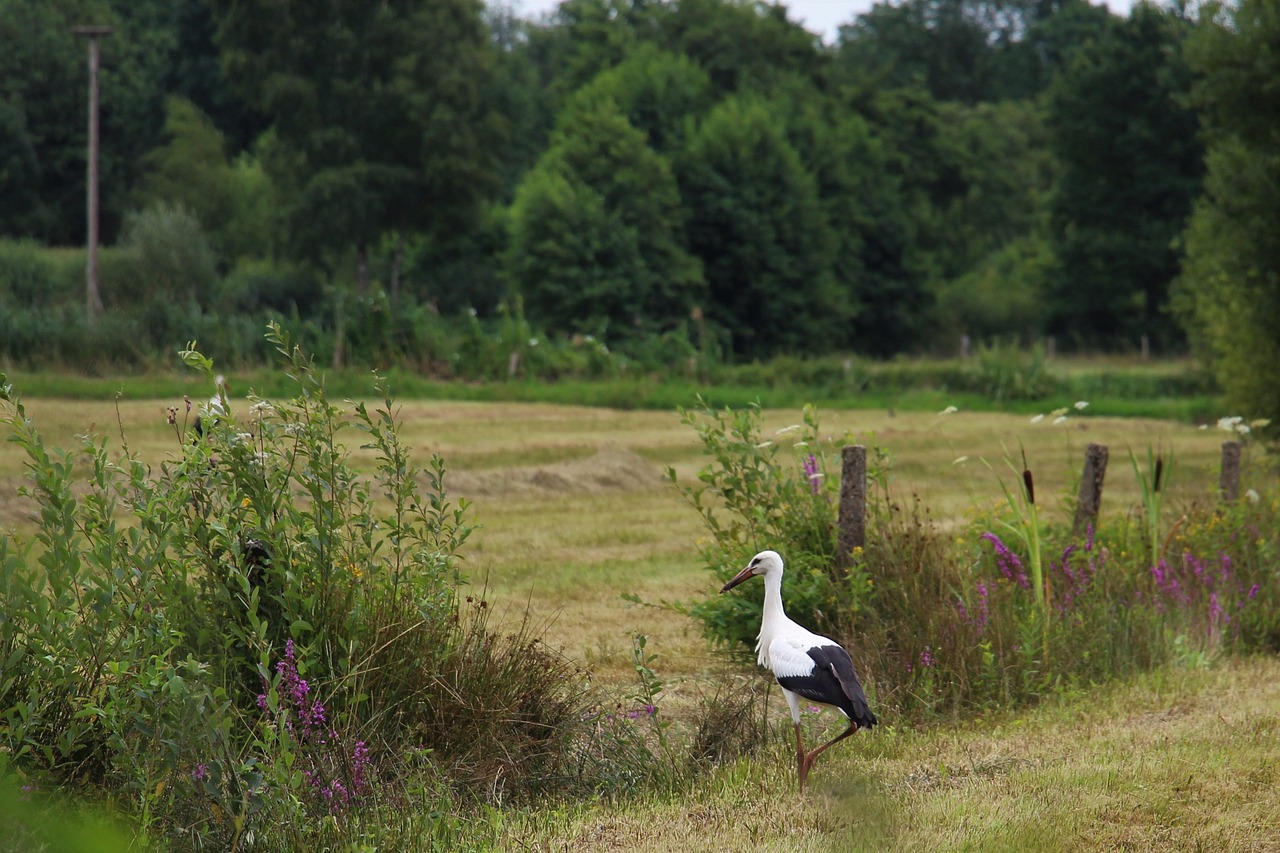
[{"left": 240, "top": 497, "right": 252, "bottom": 508}]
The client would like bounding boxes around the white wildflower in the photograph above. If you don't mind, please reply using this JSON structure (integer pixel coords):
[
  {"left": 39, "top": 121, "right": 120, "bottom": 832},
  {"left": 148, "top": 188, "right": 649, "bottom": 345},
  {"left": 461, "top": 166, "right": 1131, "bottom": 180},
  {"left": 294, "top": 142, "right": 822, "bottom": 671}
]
[
  {"left": 774, "top": 424, "right": 803, "bottom": 436},
  {"left": 284, "top": 423, "right": 302, "bottom": 437},
  {"left": 528, "top": 338, "right": 539, "bottom": 347},
  {"left": 250, "top": 400, "right": 274, "bottom": 415},
  {"left": 939, "top": 405, "right": 958, "bottom": 415},
  {"left": 1050, "top": 407, "right": 1069, "bottom": 418},
  {"left": 1030, "top": 414, "right": 1045, "bottom": 424},
  {"left": 1217, "top": 416, "right": 1243, "bottom": 432},
  {"left": 1250, "top": 418, "right": 1271, "bottom": 429},
  {"left": 1074, "top": 401, "right": 1089, "bottom": 410},
  {"left": 1246, "top": 489, "right": 1260, "bottom": 504},
  {"left": 755, "top": 441, "right": 774, "bottom": 449},
  {"left": 1236, "top": 423, "right": 1251, "bottom": 435},
  {"left": 1053, "top": 415, "right": 1068, "bottom": 426}
]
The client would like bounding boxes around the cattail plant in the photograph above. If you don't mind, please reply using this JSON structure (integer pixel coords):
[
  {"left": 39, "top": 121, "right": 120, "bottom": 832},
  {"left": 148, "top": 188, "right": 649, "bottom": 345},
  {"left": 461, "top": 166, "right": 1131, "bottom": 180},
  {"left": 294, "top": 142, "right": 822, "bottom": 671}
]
[
  {"left": 991, "top": 446, "right": 1045, "bottom": 608},
  {"left": 1130, "top": 446, "right": 1173, "bottom": 570}
]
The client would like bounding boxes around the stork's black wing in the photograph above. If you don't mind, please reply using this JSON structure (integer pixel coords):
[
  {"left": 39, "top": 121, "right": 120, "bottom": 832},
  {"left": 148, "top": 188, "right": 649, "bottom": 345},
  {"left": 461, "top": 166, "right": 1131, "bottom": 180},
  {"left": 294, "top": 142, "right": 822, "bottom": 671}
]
[{"left": 777, "top": 644, "right": 877, "bottom": 729}]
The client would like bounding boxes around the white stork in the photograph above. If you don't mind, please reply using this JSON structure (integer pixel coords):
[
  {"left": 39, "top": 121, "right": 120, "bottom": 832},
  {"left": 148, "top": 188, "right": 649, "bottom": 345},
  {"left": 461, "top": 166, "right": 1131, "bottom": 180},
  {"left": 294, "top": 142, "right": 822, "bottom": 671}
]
[
  {"left": 721, "top": 549, "right": 876, "bottom": 791},
  {"left": 193, "top": 374, "right": 228, "bottom": 438}
]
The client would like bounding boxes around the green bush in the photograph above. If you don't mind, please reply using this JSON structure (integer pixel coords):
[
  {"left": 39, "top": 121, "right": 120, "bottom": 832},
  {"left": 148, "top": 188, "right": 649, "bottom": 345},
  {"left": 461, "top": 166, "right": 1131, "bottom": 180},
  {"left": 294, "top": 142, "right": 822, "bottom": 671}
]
[
  {"left": 116, "top": 202, "right": 219, "bottom": 307},
  {"left": 0, "top": 239, "right": 60, "bottom": 303},
  {"left": 665, "top": 400, "right": 886, "bottom": 650},
  {"left": 0, "top": 325, "right": 675, "bottom": 847},
  {"left": 972, "top": 339, "right": 1056, "bottom": 401}
]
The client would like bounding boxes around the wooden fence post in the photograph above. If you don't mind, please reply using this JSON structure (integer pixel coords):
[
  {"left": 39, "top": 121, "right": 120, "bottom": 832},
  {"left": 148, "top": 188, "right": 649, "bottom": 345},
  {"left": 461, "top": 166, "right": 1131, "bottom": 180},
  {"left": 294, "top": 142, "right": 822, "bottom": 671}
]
[
  {"left": 1220, "top": 440, "right": 1242, "bottom": 502},
  {"left": 1072, "top": 443, "right": 1108, "bottom": 536},
  {"left": 836, "top": 445, "right": 866, "bottom": 568}
]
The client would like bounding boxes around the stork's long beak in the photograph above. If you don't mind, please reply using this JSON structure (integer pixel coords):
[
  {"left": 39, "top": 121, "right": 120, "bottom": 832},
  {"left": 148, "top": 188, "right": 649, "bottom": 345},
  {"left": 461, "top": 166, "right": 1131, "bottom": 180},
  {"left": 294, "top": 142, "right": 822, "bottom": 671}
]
[{"left": 720, "top": 565, "right": 755, "bottom": 593}]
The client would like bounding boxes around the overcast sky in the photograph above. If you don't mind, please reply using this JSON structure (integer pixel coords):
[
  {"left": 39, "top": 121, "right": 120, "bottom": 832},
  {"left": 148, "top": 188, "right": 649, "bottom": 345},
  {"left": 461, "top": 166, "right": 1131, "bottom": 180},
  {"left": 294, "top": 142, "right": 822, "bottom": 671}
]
[{"left": 510, "top": 0, "right": 1140, "bottom": 45}]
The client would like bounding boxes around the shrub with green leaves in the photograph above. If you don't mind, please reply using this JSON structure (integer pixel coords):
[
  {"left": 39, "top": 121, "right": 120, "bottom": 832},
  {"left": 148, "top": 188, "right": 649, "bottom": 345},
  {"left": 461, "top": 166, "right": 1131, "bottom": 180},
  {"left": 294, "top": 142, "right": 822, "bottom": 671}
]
[
  {"left": 0, "top": 324, "right": 671, "bottom": 848},
  {"left": 666, "top": 400, "right": 883, "bottom": 650},
  {"left": 971, "top": 339, "right": 1055, "bottom": 401},
  {"left": 116, "top": 201, "right": 219, "bottom": 307}
]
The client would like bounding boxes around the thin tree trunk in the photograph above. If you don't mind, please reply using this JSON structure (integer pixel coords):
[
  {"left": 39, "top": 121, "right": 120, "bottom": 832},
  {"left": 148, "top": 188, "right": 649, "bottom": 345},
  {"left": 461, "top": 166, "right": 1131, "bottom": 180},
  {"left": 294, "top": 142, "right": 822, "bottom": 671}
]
[
  {"left": 390, "top": 232, "right": 404, "bottom": 299},
  {"left": 332, "top": 288, "right": 345, "bottom": 369},
  {"left": 356, "top": 240, "right": 369, "bottom": 296}
]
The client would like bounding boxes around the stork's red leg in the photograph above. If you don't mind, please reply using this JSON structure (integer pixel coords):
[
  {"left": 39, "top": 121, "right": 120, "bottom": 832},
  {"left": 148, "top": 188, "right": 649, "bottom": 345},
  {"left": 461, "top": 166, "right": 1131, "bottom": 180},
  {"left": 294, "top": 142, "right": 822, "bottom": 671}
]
[
  {"left": 800, "top": 723, "right": 858, "bottom": 785},
  {"left": 793, "top": 722, "right": 808, "bottom": 791}
]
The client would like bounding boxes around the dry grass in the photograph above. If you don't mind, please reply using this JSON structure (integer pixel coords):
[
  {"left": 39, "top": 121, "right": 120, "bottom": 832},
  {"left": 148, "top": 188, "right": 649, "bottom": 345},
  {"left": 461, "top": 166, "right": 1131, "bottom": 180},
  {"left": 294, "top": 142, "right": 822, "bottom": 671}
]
[
  {"left": 1, "top": 397, "right": 1252, "bottom": 684},
  {"left": 3, "top": 394, "right": 1275, "bottom": 850},
  {"left": 496, "top": 657, "right": 1280, "bottom": 851}
]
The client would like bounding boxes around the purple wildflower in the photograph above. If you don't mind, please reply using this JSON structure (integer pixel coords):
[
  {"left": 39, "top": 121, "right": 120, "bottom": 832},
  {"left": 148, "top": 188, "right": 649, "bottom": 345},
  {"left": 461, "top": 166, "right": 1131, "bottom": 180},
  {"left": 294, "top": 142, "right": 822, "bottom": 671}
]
[
  {"left": 802, "top": 454, "right": 821, "bottom": 495},
  {"left": 919, "top": 647, "right": 934, "bottom": 668},
  {"left": 1208, "top": 592, "right": 1228, "bottom": 636},
  {"left": 192, "top": 763, "right": 208, "bottom": 782},
  {"left": 352, "top": 741, "right": 370, "bottom": 794},
  {"left": 1186, "top": 552, "right": 1206, "bottom": 583},
  {"left": 981, "top": 532, "right": 1028, "bottom": 589},
  {"left": 1247, "top": 584, "right": 1260, "bottom": 600},
  {"left": 975, "top": 580, "right": 990, "bottom": 633}
]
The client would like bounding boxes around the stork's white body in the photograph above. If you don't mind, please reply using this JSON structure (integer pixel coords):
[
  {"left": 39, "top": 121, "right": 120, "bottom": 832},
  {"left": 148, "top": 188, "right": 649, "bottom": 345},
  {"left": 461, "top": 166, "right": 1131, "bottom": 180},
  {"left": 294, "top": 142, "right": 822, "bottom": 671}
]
[
  {"left": 721, "top": 549, "right": 876, "bottom": 790},
  {"left": 754, "top": 566, "right": 845, "bottom": 725}
]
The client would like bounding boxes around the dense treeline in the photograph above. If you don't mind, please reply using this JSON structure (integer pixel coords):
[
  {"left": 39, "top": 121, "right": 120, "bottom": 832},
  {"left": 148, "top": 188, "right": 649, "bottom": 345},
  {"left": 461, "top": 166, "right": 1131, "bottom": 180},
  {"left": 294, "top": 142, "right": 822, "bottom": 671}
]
[{"left": 0, "top": 0, "right": 1276, "bottom": 422}]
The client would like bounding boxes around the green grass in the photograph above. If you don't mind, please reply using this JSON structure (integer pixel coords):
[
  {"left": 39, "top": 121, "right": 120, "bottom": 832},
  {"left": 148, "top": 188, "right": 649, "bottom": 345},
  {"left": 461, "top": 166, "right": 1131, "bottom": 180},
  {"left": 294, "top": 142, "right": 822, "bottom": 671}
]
[
  {"left": 1, "top": 383, "right": 1275, "bottom": 850},
  {"left": 2, "top": 356, "right": 1224, "bottom": 422},
  {"left": 487, "top": 658, "right": 1280, "bottom": 851}
]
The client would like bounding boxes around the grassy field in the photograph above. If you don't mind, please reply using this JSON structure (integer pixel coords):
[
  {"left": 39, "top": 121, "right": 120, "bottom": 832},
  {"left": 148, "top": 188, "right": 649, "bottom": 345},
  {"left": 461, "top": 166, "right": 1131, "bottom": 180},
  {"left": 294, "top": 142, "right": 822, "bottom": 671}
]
[
  {"left": 2, "top": 396, "right": 1252, "bottom": 684},
  {"left": 1, "top": 389, "right": 1275, "bottom": 849},
  {"left": 494, "top": 657, "right": 1280, "bottom": 851}
]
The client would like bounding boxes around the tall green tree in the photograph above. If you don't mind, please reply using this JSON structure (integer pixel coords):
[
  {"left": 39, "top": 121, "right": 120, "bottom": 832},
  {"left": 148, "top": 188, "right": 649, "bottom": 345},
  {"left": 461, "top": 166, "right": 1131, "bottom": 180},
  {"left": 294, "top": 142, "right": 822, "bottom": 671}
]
[
  {"left": 1045, "top": 3, "right": 1203, "bottom": 349},
  {"left": 678, "top": 96, "right": 842, "bottom": 356},
  {"left": 651, "top": 0, "right": 826, "bottom": 97},
  {"left": 838, "top": 86, "right": 955, "bottom": 355},
  {"left": 207, "top": 0, "right": 499, "bottom": 290},
  {"left": 134, "top": 96, "right": 273, "bottom": 261},
  {"left": 565, "top": 45, "right": 714, "bottom": 153},
  {"left": 506, "top": 101, "right": 703, "bottom": 341},
  {"left": 540, "top": 0, "right": 645, "bottom": 99},
  {"left": 836, "top": 0, "right": 1114, "bottom": 103},
  {"left": 1174, "top": 0, "right": 1280, "bottom": 428}
]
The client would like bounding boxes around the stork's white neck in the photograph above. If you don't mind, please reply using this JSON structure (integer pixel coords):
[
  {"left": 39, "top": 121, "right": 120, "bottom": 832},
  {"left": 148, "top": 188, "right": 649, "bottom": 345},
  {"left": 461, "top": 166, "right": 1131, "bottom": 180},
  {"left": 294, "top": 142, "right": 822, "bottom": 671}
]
[{"left": 756, "top": 568, "right": 789, "bottom": 666}]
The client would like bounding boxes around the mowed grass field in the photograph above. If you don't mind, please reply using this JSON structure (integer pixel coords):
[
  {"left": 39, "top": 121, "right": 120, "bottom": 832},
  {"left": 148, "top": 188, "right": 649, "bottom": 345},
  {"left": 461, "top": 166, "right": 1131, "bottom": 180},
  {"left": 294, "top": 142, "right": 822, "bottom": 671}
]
[
  {"left": 2, "top": 393, "right": 1276, "bottom": 849},
  {"left": 0, "top": 396, "right": 1248, "bottom": 679}
]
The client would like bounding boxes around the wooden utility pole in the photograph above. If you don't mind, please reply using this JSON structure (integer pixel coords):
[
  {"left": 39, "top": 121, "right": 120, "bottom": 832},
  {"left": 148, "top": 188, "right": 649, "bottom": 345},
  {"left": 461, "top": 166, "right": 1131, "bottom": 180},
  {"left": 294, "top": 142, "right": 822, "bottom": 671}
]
[{"left": 74, "top": 25, "right": 113, "bottom": 327}]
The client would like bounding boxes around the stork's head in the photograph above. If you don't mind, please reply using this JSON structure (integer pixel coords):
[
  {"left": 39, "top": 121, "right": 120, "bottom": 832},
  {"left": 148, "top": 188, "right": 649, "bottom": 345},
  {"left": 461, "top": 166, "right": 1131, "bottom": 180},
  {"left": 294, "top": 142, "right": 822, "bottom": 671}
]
[{"left": 720, "top": 549, "right": 783, "bottom": 593}]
